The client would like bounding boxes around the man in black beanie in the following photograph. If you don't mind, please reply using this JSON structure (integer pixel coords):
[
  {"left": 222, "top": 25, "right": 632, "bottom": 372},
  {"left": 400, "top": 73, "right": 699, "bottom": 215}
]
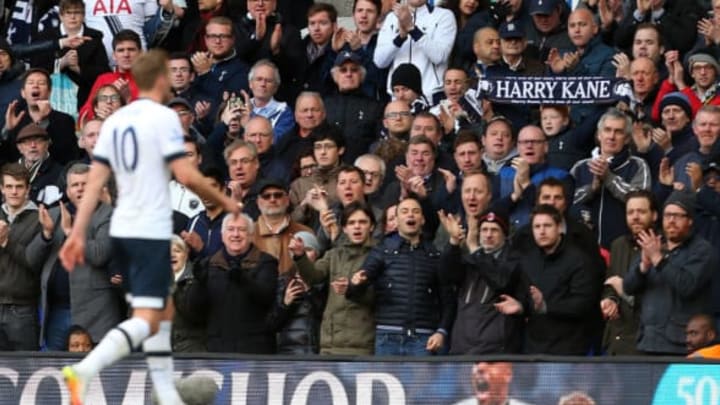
[
  {"left": 391, "top": 63, "right": 429, "bottom": 114},
  {"left": 624, "top": 189, "right": 718, "bottom": 355}
]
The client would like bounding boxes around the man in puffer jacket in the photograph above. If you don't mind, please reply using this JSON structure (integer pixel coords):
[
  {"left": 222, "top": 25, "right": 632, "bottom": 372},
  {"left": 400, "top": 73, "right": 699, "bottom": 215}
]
[{"left": 347, "top": 197, "right": 455, "bottom": 356}]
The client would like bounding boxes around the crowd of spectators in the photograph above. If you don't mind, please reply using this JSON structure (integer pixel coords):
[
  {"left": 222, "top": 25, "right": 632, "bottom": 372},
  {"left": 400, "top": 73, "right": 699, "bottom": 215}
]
[{"left": 0, "top": 0, "right": 719, "bottom": 358}]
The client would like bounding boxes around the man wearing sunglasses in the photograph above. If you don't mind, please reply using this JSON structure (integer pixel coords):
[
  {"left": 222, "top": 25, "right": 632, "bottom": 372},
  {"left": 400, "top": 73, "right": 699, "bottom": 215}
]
[
  {"left": 324, "top": 51, "right": 383, "bottom": 164},
  {"left": 253, "top": 178, "right": 313, "bottom": 275}
]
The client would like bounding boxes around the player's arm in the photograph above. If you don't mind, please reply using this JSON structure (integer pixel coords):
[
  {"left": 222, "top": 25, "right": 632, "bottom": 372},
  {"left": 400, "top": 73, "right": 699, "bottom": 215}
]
[
  {"left": 59, "top": 161, "right": 111, "bottom": 271},
  {"left": 169, "top": 157, "right": 240, "bottom": 214}
]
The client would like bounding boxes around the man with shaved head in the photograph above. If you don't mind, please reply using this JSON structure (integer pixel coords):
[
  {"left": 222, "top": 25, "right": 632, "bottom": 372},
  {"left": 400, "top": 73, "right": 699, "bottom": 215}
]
[{"left": 547, "top": 8, "right": 615, "bottom": 125}]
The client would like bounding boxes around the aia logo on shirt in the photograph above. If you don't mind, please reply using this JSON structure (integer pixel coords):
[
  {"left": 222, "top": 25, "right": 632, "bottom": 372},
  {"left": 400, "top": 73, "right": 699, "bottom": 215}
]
[{"left": 91, "top": 0, "right": 133, "bottom": 15}]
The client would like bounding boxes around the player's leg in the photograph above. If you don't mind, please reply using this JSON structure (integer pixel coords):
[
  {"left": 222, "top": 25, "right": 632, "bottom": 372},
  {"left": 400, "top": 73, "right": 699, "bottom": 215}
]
[
  {"left": 126, "top": 239, "right": 183, "bottom": 405},
  {"left": 141, "top": 298, "right": 184, "bottom": 405},
  {"left": 64, "top": 239, "right": 152, "bottom": 405}
]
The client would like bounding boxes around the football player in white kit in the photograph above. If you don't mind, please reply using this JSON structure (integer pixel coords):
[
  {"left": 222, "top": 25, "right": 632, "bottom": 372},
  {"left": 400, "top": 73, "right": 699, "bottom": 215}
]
[{"left": 59, "top": 49, "right": 241, "bottom": 405}]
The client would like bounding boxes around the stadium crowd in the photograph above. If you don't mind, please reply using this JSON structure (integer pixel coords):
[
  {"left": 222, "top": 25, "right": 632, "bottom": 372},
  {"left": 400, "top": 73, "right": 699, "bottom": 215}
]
[{"left": 0, "top": 0, "right": 719, "bottom": 358}]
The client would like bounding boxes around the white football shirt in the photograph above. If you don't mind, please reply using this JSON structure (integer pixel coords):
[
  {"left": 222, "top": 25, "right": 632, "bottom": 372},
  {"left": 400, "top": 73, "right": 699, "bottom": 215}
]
[{"left": 93, "top": 99, "right": 186, "bottom": 239}]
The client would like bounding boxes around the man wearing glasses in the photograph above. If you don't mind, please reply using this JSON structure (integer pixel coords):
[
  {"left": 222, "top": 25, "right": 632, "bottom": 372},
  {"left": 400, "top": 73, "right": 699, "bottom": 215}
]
[
  {"left": 624, "top": 189, "right": 718, "bottom": 355},
  {"left": 191, "top": 16, "right": 250, "bottom": 121},
  {"left": 325, "top": 51, "right": 383, "bottom": 164},
  {"left": 253, "top": 178, "right": 313, "bottom": 275},
  {"left": 493, "top": 125, "right": 571, "bottom": 229}
]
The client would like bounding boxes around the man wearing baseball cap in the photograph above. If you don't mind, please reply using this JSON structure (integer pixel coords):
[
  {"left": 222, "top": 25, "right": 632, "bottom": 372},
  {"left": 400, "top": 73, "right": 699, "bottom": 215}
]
[
  {"left": 525, "top": 0, "right": 571, "bottom": 61},
  {"left": 324, "top": 51, "right": 383, "bottom": 163},
  {"left": 14, "top": 123, "right": 63, "bottom": 203},
  {"left": 624, "top": 190, "right": 718, "bottom": 354},
  {"left": 499, "top": 22, "right": 543, "bottom": 76},
  {"left": 438, "top": 205, "right": 530, "bottom": 354}
]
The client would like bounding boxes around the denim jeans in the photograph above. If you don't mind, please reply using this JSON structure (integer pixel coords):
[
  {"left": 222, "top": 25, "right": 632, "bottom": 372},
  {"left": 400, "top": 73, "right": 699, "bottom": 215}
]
[
  {"left": 374, "top": 330, "right": 433, "bottom": 356},
  {"left": 0, "top": 304, "right": 39, "bottom": 350},
  {"left": 44, "top": 307, "right": 72, "bottom": 351}
]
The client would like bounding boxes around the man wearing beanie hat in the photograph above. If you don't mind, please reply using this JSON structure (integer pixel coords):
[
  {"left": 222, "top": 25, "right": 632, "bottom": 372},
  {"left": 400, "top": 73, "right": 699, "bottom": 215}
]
[
  {"left": 624, "top": 189, "right": 718, "bottom": 354},
  {"left": 652, "top": 49, "right": 720, "bottom": 122},
  {"left": 374, "top": 0, "right": 456, "bottom": 102},
  {"left": 438, "top": 205, "right": 530, "bottom": 354},
  {"left": 637, "top": 91, "right": 696, "bottom": 181},
  {"left": 390, "top": 63, "right": 429, "bottom": 113},
  {"left": 0, "top": 38, "right": 23, "bottom": 133}
]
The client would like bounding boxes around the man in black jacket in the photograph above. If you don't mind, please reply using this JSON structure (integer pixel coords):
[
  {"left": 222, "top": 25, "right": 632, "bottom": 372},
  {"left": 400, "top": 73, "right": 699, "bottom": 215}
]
[
  {"left": 324, "top": 51, "right": 382, "bottom": 164},
  {"left": 182, "top": 213, "right": 279, "bottom": 353},
  {"left": 1, "top": 68, "right": 80, "bottom": 165},
  {"left": 348, "top": 197, "right": 455, "bottom": 356},
  {"left": 439, "top": 207, "right": 530, "bottom": 354},
  {"left": 522, "top": 204, "right": 600, "bottom": 355},
  {"left": 14, "top": 124, "right": 63, "bottom": 203},
  {"left": 0, "top": 163, "right": 42, "bottom": 350}
]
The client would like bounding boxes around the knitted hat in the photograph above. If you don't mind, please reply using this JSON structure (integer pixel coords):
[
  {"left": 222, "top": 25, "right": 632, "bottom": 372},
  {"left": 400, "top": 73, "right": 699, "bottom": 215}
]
[
  {"left": 688, "top": 52, "right": 720, "bottom": 73},
  {"left": 391, "top": 63, "right": 423, "bottom": 96},
  {"left": 478, "top": 208, "right": 510, "bottom": 235},
  {"left": 659, "top": 92, "right": 692, "bottom": 119},
  {"left": 664, "top": 190, "right": 696, "bottom": 219}
]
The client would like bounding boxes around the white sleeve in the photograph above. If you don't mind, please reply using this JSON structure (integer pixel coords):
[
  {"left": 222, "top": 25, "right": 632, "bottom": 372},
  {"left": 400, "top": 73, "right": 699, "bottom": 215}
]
[
  {"left": 373, "top": 13, "right": 401, "bottom": 69},
  {"left": 92, "top": 120, "right": 114, "bottom": 164},
  {"left": 413, "top": 10, "right": 456, "bottom": 65},
  {"left": 159, "top": 109, "right": 186, "bottom": 161}
]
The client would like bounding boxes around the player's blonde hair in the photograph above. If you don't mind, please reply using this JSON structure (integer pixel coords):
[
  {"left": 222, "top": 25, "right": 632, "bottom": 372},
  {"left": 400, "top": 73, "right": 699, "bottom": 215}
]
[{"left": 132, "top": 49, "right": 169, "bottom": 91}]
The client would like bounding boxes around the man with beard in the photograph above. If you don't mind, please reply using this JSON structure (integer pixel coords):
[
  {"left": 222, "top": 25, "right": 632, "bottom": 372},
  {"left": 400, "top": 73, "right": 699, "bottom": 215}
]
[
  {"left": 624, "top": 190, "right": 717, "bottom": 354},
  {"left": 13, "top": 124, "right": 64, "bottom": 203},
  {"left": 347, "top": 198, "right": 454, "bottom": 355},
  {"left": 242, "top": 116, "right": 288, "bottom": 181},
  {"left": 253, "top": 178, "right": 313, "bottom": 275},
  {"left": 371, "top": 100, "right": 413, "bottom": 166},
  {"left": 601, "top": 190, "right": 658, "bottom": 355}
]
